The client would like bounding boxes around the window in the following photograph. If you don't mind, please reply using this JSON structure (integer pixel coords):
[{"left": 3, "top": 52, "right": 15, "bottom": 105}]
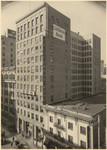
[
  {"left": 28, "top": 22, "right": 30, "bottom": 28},
  {"left": 40, "top": 106, "right": 43, "bottom": 112},
  {"left": 40, "top": 25, "right": 43, "bottom": 32},
  {"left": 31, "top": 29, "right": 34, "bottom": 35},
  {"left": 31, "top": 19, "right": 34, "bottom": 27},
  {"left": 58, "top": 130, "right": 61, "bottom": 137},
  {"left": 51, "top": 16, "right": 54, "bottom": 23},
  {"left": 35, "top": 46, "right": 39, "bottom": 52},
  {"left": 35, "top": 114, "right": 38, "bottom": 121},
  {"left": 35, "top": 66, "right": 38, "bottom": 72},
  {"left": 40, "top": 55, "right": 43, "bottom": 62},
  {"left": 68, "top": 135, "right": 73, "bottom": 143},
  {"left": 31, "top": 113, "right": 34, "bottom": 119},
  {"left": 50, "top": 127, "right": 53, "bottom": 134},
  {"left": 35, "top": 105, "right": 38, "bottom": 111},
  {"left": 35, "top": 37, "right": 38, "bottom": 43},
  {"left": 40, "top": 75, "right": 43, "bottom": 82},
  {"left": 40, "top": 116, "right": 43, "bottom": 123},
  {"left": 21, "top": 26, "right": 23, "bottom": 32},
  {"left": 40, "top": 14, "right": 43, "bottom": 22},
  {"left": 58, "top": 119, "right": 61, "bottom": 125},
  {"left": 40, "top": 65, "right": 43, "bottom": 72},
  {"left": 27, "top": 103, "right": 30, "bottom": 109},
  {"left": 81, "top": 140, "right": 86, "bottom": 148},
  {"left": 31, "top": 57, "right": 34, "bottom": 63},
  {"left": 36, "top": 17, "right": 38, "bottom": 24},
  {"left": 27, "top": 112, "right": 30, "bottom": 118},
  {"left": 28, "top": 30, "right": 30, "bottom": 37},
  {"left": 24, "top": 110, "right": 26, "bottom": 116},
  {"left": 24, "top": 24, "right": 26, "bottom": 30},
  {"left": 80, "top": 126, "right": 86, "bottom": 135},
  {"left": 35, "top": 56, "right": 38, "bottom": 62},
  {"left": 36, "top": 27, "right": 38, "bottom": 34},
  {"left": 50, "top": 116, "right": 53, "bottom": 122},
  {"left": 27, "top": 49, "right": 30, "bottom": 55}
]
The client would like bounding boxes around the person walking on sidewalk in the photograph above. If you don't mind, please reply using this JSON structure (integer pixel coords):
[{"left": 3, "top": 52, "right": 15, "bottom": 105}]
[
  {"left": 12, "top": 137, "right": 14, "bottom": 142},
  {"left": 11, "top": 141, "right": 13, "bottom": 147}
]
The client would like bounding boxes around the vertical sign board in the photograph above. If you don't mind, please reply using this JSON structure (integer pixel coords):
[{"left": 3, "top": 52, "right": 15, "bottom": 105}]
[{"left": 53, "top": 24, "right": 65, "bottom": 41}]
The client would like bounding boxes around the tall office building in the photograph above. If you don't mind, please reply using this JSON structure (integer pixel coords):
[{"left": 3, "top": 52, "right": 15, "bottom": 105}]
[
  {"left": 15, "top": 2, "right": 70, "bottom": 139},
  {"left": 15, "top": 2, "right": 101, "bottom": 143},
  {"left": 1, "top": 29, "right": 16, "bottom": 67},
  {"left": 71, "top": 31, "right": 101, "bottom": 100}
]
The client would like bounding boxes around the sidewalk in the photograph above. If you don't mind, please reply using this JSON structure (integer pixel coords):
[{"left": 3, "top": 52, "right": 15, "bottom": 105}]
[{"left": 15, "top": 134, "right": 42, "bottom": 149}]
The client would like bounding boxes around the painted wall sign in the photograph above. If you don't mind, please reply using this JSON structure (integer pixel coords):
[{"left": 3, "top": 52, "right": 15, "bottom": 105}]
[{"left": 53, "top": 24, "right": 65, "bottom": 41}]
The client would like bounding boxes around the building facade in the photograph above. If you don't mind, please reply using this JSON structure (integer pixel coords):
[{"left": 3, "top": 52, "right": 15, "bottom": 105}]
[
  {"left": 15, "top": 2, "right": 101, "bottom": 145},
  {"left": 15, "top": 2, "right": 71, "bottom": 141},
  {"left": 71, "top": 31, "right": 101, "bottom": 100},
  {"left": 1, "top": 67, "right": 16, "bottom": 132},
  {"left": 1, "top": 29, "right": 16, "bottom": 67},
  {"left": 43, "top": 95, "right": 106, "bottom": 149}
]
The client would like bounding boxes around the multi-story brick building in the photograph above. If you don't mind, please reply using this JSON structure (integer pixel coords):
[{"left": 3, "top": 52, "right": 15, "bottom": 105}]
[
  {"left": 1, "top": 29, "right": 16, "bottom": 67},
  {"left": 15, "top": 2, "right": 101, "bottom": 145},
  {"left": 15, "top": 2, "right": 71, "bottom": 140},
  {"left": 71, "top": 31, "right": 101, "bottom": 100},
  {"left": 1, "top": 67, "right": 16, "bottom": 131},
  {"left": 43, "top": 94, "right": 106, "bottom": 149}
]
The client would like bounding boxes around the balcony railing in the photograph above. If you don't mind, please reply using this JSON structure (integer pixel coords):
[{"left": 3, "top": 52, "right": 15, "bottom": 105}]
[{"left": 54, "top": 122, "right": 66, "bottom": 131}]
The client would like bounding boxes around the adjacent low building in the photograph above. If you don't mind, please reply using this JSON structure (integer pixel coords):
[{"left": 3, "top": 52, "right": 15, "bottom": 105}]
[
  {"left": 43, "top": 94, "right": 106, "bottom": 149},
  {"left": 1, "top": 67, "right": 17, "bottom": 132}
]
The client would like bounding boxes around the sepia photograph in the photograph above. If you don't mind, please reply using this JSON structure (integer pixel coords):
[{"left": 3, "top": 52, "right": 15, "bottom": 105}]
[{"left": 1, "top": 1, "right": 106, "bottom": 149}]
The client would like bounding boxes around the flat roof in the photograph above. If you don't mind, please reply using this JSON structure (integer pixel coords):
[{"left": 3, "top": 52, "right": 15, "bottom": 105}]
[{"left": 46, "top": 94, "right": 106, "bottom": 122}]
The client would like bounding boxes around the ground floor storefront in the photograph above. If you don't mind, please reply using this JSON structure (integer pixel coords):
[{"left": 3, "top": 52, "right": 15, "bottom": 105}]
[{"left": 17, "top": 116, "right": 44, "bottom": 148}]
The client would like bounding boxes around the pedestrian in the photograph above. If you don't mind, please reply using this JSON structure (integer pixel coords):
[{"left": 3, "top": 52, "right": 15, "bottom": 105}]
[
  {"left": 11, "top": 141, "right": 13, "bottom": 147},
  {"left": 12, "top": 137, "right": 14, "bottom": 142}
]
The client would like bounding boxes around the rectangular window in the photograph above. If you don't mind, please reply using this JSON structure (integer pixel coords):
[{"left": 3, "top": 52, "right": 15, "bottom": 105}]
[
  {"left": 58, "top": 119, "right": 61, "bottom": 125},
  {"left": 50, "top": 127, "right": 53, "bottom": 134},
  {"left": 40, "top": 25, "right": 43, "bottom": 32},
  {"left": 40, "top": 106, "right": 43, "bottom": 112},
  {"left": 36, "top": 27, "right": 38, "bottom": 34},
  {"left": 40, "top": 14, "right": 43, "bottom": 22},
  {"left": 40, "top": 116, "right": 43, "bottom": 123},
  {"left": 68, "top": 135, "right": 73, "bottom": 143},
  {"left": 35, "top": 105, "right": 38, "bottom": 111},
  {"left": 31, "top": 19, "right": 34, "bottom": 27},
  {"left": 80, "top": 126, "right": 86, "bottom": 135},
  {"left": 28, "top": 22, "right": 30, "bottom": 28},
  {"left": 36, "top": 17, "right": 38, "bottom": 24},
  {"left": 68, "top": 122, "right": 73, "bottom": 130},
  {"left": 31, "top": 113, "right": 34, "bottom": 119},
  {"left": 50, "top": 116, "right": 53, "bottom": 122},
  {"left": 35, "top": 114, "right": 38, "bottom": 121}
]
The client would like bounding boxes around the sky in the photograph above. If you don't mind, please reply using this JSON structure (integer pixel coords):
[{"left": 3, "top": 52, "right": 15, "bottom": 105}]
[{"left": 1, "top": 1, "right": 106, "bottom": 62}]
